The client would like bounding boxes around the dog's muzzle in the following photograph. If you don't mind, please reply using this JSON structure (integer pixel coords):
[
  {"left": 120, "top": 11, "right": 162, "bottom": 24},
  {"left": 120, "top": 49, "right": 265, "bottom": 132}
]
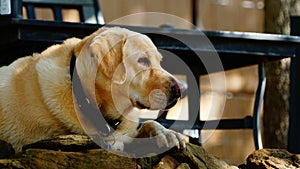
[{"left": 165, "top": 79, "right": 184, "bottom": 109}]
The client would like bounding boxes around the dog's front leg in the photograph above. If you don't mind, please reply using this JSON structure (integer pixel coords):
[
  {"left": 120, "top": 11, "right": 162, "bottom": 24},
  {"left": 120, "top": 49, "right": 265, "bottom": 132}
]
[
  {"left": 137, "top": 120, "right": 186, "bottom": 149},
  {"left": 104, "top": 108, "right": 139, "bottom": 151}
]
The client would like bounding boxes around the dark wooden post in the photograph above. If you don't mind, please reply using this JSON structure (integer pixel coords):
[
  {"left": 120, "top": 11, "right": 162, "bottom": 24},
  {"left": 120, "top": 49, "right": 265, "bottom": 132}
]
[{"left": 288, "top": 16, "right": 300, "bottom": 153}]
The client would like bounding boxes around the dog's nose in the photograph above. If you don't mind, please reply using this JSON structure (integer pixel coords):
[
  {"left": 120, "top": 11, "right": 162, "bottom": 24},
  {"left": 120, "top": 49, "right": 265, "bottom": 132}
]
[
  {"left": 170, "top": 80, "right": 181, "bottom": 98},
  {"left": 165, "top": 80, "right": 182, "bottom": 110},
  {"left": 178, "top": 80, "right": 187, "bottom": 98},
  {"left": 170, "top": 79, "right": 187, "bottom": 98},
  {"left": 165, "top": 79, "right": 188, "bottom": 110}
]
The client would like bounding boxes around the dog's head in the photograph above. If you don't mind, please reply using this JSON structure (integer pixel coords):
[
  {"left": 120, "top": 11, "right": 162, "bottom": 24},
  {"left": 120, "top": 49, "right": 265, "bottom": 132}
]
[{"left": 75, "top": 27, "right": 186, "bottom": 111}]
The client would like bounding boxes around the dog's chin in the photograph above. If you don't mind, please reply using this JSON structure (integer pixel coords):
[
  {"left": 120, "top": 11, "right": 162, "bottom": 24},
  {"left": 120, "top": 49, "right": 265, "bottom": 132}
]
[
  {"left": 135, "top": 99, "right": 179, "bottom": 111},
  {"left": 136, "top": 101, "right": 151, "bottom": 110},
  {"left": 165, "top": 98, "right": 179, "bottom": 110}
]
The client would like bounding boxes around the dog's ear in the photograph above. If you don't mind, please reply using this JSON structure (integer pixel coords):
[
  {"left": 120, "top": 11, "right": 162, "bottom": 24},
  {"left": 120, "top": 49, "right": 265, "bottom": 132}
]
[
  {"left": 90, "top": 31, "right": 127, "bottom": 84},
  {"left": 74, "top": 27, "right": 109, "bottom": 77},
  {"left": 73, "top": 27, "right": 114, "bottom": 95}
]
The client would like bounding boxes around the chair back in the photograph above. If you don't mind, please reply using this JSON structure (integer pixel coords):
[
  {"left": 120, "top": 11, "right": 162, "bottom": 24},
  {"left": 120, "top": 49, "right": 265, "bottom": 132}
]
[{"left": 10, "top": 0, "right": 104, "bottom": 24}]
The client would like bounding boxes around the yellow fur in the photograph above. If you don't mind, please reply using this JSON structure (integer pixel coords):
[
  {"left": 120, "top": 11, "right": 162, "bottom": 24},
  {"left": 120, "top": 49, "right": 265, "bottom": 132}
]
[{"left": 0, "top": 27, "right": 186, "bottom": 152}]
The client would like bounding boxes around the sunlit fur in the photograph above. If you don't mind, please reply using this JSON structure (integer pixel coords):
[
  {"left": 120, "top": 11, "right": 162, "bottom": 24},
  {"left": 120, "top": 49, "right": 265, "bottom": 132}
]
[{"left": 0, "top": 27, "right": 186, "bottom": 152}]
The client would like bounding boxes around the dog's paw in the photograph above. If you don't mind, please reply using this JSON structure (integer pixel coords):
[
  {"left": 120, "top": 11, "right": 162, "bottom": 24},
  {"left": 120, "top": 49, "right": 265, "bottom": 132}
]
[
  {"left": 138, "top": 120, "right": 186, "bottom": 149},
  {"left": 105, "top": 135, "right": 124, "bottom": 151},
  {"left": 155, "top": 128, "right": 186, "bottom": 149}
]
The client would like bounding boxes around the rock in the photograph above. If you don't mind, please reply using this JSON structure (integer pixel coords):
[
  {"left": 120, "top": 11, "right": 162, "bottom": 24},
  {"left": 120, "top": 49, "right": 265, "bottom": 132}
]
[
  {"left": 153, "top": 155, "right": 179, "bottom": 169},
  {"left": 0, "top": 140, "right": 15, "bottom": 158},
  {"left": 0, "top": 149, "right": 136, "bottom": 169},
  {"left": 169, "top": 143, "right": 238, "bottom": 169},
  {"left": 176, "top": 163, "right": 191, "bottom": 169},
  {"left": 136, "top": 143, "right": 238, "bottom": 169},
  {"left": 152, "top": 156, "right": 190, "bottom": 169},
  {"left": 1, "top": 135, "right": 136, "bottom": 169},
  {"left": 0, "top": 135, "right": 238, "bottom": 169},
  {"left": 23, "top": 135, "right": 100, "bottom": 152},
  {"left": 239, "top": 148, "right": 300, "bottom": 169},
  {"left": 137, "top": 153, "right": 161, "bottom": 169}
]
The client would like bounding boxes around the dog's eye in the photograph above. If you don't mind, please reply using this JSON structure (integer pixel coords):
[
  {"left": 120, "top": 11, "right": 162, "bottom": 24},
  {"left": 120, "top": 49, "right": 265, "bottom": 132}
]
[{"left": 138, "top": 57, "right": 151, "bottom": 67}]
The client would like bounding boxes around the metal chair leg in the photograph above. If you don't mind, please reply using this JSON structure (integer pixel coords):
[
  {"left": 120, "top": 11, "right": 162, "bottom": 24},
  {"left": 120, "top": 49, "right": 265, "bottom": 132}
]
[{"left": 253, "top": 63, "right": 266, "bottom": 150}]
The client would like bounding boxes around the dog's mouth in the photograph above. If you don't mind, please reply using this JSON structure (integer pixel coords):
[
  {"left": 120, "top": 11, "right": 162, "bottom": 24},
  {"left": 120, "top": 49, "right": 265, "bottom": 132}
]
[
  {"left": 136, "top": 101, "right": 150, "bottom": 109},
  {"left": 165, "top": 98, "right": 179, "bottom": 110},
  {"left": 135, "top": 99, "right": 179, "bottom": 111}
]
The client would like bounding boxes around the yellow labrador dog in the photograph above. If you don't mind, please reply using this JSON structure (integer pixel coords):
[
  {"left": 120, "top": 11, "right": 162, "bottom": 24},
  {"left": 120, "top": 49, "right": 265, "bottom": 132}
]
[{"left": 0, "top": 27, "right": 186, "bottom": 152}]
